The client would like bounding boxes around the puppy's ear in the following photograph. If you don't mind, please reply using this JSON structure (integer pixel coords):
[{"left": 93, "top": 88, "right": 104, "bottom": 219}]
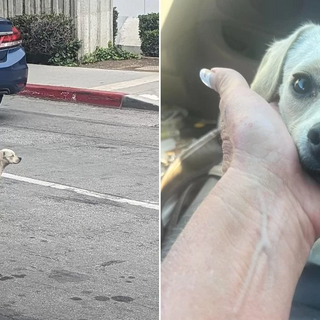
[{"left": 251, "top": 23, "right": 315, "bottom": 102}]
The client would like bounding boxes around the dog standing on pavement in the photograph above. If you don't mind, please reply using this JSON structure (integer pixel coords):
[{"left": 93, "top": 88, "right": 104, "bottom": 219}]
[{"left": 0, "top": 149, "right": 22, "bottom": 175}]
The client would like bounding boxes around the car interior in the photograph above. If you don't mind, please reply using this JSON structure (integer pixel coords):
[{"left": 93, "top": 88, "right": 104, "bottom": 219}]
[{"left": 161, "top": 0, "right": 320, "bottom": 317}]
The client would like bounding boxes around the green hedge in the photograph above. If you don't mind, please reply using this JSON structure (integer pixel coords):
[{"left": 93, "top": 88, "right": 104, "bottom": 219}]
[
  {"left": 10, "top": 14, "right": 81, "bottom": 66},
  {"left": 138, "top": 13, "right": 159, "bottom": 57},
  {"left": 140, "top": 29, "right": 159, "bottom": 57}
]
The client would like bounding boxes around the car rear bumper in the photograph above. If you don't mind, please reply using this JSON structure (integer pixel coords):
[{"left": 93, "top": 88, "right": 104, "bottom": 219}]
[{"left": 0, "top": 46, "right": 28, "bottom": 95}]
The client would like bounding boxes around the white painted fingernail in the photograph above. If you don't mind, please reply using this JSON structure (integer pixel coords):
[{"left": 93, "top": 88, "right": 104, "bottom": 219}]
[{"left": 200, "top": 68, "right": 215, "bottom": 89}]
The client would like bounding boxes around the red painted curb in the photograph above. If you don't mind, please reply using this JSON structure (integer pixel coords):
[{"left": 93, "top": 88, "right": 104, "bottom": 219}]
[{"left": 18, "top": 84, "right": 127, "bottom": 108}]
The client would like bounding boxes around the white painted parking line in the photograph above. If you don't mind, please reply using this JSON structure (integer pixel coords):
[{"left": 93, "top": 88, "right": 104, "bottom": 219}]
[
  {"left": 92, "top": 75, "right": 159, "bottom": 91},
  {"left": 3, "top": 173, "right": 159, "bottom": 211}
]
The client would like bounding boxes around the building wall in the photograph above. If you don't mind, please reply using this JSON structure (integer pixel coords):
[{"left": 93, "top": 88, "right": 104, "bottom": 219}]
[
  {"left": 113, "top": 0, "right": 158, "bottom": 54},
  {"left": 0, "top": 0, "right": 75, "bottom": 19},
  {"left": 75, "top": 0, "right": 113, "bottom": 54},
  {"left": 113, "top": 0, "right": 159, "bottom": 17}
]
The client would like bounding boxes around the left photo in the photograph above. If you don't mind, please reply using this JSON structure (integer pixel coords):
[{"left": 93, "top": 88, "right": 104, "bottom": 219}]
[{"left": 0, "top": 1, "right": 159, "bottom": 319}]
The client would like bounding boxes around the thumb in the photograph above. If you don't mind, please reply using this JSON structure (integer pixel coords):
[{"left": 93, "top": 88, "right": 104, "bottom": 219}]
[
  {"left": 200, "top": 67, "right": 279, "bottom": 122},
  {"left": 199, "top": 68, "right": 250, "bottom": 97}
]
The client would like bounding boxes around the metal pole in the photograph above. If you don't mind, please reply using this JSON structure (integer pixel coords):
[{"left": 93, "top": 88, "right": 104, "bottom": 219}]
[{"left": 144, "top": 0, "right": 146, "bottom": 13}]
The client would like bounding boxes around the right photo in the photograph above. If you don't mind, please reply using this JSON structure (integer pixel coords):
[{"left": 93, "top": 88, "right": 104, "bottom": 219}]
[{"left": 161, "top": 0, "right": 320, "bottom": 319}]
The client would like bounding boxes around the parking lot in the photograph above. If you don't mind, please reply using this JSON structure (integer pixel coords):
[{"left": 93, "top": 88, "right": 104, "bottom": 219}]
[{"left": 0, "top": 96, "right": 159, "bottom": 320}]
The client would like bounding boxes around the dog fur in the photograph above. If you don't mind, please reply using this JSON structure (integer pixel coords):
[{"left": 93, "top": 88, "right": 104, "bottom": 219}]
[{"left": 251, "top": 22, "right": 320, "bottom": 178}]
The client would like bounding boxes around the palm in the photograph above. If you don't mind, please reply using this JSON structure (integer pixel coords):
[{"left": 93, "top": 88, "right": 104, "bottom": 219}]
[{"left": 221, "top": 85, "right": 320, "bottom": 237}]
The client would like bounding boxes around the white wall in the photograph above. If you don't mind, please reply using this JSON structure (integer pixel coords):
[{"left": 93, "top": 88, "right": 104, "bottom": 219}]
[
  {"left": 76, "top": 0, "right": 113, "bottom": 55},
  {"left": 114, "top": 0, "right": 159, "bottom": 17},
  {"left": 114, "top": 0, "right": 158, "bottom": 53}
]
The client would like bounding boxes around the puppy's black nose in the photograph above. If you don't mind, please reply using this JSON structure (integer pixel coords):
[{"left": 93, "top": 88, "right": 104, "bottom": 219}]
[
  {"left": 18, "top": 157, "right": 22, "bottom": 161},
  {"left": 307, "top": 124, "right": 320, "bottom": 160},
  {"left": 308, "top": 124, "right": 320, "bottom": 146}
]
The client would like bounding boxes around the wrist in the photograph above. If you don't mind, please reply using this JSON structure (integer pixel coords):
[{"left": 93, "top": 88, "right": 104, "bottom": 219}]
[
  {"left": 217, "top": 165, "right": 315, "bottom": 272},
  {"left": 162, "top": 166, "right": 314, "bottom": 320},
  {"left": 226, "top": 158, "right": 316, "bottom": 243},
  {"left": 212, "top": 167, "right": 313, "bottom": 317}
]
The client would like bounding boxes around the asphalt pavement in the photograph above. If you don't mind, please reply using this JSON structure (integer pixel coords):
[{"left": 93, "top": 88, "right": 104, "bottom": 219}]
[{"left": 0, "top": 95, "right": 159, "bottom": 320}]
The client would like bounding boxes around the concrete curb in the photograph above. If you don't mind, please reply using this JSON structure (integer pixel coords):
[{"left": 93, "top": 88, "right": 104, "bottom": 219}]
[
  {"left": 18, "top": 84, "right": 159, "bottom": 111},
  {"left": 19, "top": 84, "right": 124, "bottom": 108},
  {"left": 121, "top": 95, "right": 159, "bottom": 111}
]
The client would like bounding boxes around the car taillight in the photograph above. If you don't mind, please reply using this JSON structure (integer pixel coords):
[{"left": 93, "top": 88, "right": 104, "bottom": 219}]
[{"left": 0, "top": 27, "right": 22, "bottom": 49}]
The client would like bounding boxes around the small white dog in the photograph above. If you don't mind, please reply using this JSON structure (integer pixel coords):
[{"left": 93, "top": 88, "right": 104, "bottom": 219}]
[
  {"left": 0, "top": 149, "right": 21, "bottom": 175},
  {"left": 251, "top": 22, "right": 320, "bottom": 179},
  {"left": 250, "top": 23, "right": 320, "bottom": 265}
]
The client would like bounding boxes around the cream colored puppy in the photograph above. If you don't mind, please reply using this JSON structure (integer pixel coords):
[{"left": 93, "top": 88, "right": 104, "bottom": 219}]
[
  {"left": 250, "top": 23, "right": 320, "bottom": 265},
  {"left": 0, "top": 149, "right": 21, "bottom": 175},
  {"left": 251, "top": 22, "right": 320, "bottom": 179}
]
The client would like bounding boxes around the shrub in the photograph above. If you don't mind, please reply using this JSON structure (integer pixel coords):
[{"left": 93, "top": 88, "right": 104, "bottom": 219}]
[
  {"left": 113, "top": 7, "right": 119, "bottom": 44},
  {"left": 138, "top": 13, "right": 159, "bottom": 38},
  {"left": 81, "top": 42, "right": 139, "bottom": 64},
  {"left": 140, "top": 29, "right": 159, "bottom": 57},
  {"left": 138, "top": 13, "right": 159, "bottom": 57},
  {"left": 10, "top": 14, "right": 81, "bottom": 66}
]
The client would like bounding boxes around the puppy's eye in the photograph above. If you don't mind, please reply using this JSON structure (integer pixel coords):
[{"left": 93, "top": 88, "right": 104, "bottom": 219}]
[{"left": 292, "top": 75, "right": 312, "bottom": 94}]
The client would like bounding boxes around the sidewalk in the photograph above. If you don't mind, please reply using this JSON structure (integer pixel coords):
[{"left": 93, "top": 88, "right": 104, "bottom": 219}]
[{"left": 19, "top": 64, "right": 159, "bottom": 111}]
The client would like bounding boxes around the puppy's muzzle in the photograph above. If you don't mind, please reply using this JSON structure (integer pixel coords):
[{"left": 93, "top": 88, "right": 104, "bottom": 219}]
[{"left": 308, "top": 123, "right": 320, "bottom": 158}]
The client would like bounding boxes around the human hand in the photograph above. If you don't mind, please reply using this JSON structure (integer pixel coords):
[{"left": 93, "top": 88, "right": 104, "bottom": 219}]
[
  {"left": 162, "top": 68, "right": 320, "bottom": 320},
  {"left": 200, "top": 67, "right": 320, "bottom": 238}
]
